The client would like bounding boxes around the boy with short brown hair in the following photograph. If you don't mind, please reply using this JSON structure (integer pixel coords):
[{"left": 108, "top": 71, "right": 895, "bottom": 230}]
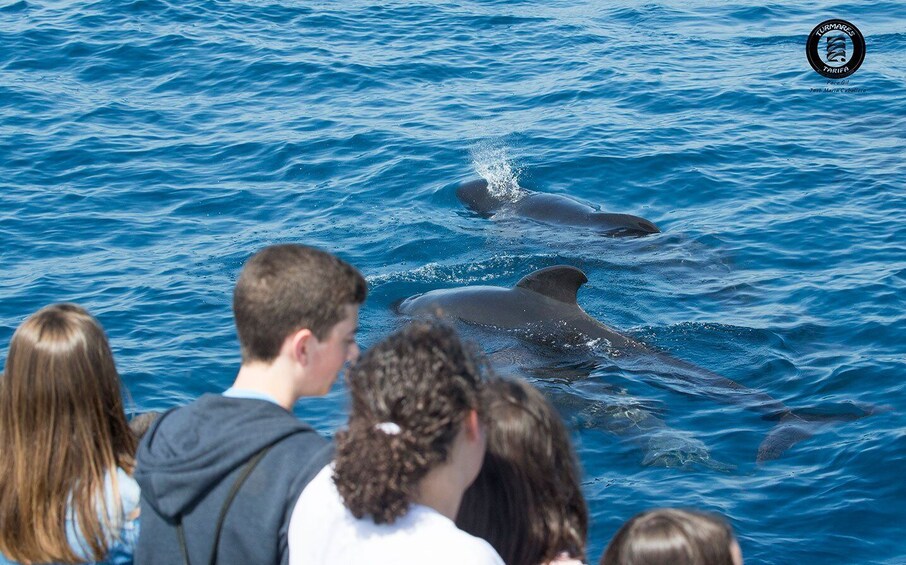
[{"left": 135, "top": 244, "right": 366, "bottom": 565}]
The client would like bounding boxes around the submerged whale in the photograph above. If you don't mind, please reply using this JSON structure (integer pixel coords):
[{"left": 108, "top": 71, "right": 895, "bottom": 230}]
[
  {"left": 398, "top": 265, "right": 870, "bottom": 462},
  {"left": 456, "top": 179, "right": 660, "bottom": 237}
]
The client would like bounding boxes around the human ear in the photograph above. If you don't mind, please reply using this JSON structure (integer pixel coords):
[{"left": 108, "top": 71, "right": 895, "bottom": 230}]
[
  {"left": 290, "top": 328, "right": 315, "bottom": 365},
  {"left": 731, "top": 539, "right": 744, "bottom": 565},
  {"left": 464, "top": 410, "right": 482, "bottom": 441}
]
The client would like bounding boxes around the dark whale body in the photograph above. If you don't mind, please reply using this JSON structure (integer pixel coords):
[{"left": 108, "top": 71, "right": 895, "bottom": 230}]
[
  {"left": 399, "top": 265, "right": 871, "bottom": 462},
  {"left": 456, "top": 179, "right": 660, "bottom": 237}
]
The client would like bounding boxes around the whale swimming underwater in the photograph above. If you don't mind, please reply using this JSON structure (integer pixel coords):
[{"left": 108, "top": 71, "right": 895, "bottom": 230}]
[
  {"left": 398, "top": 265, "right": 871, "bottom": 462},
  {"left": 498, "top": 354, "right": 735, "bottom": 470},
  {"left": 456, "top": 179, "right": 660, "bottom": 237}
]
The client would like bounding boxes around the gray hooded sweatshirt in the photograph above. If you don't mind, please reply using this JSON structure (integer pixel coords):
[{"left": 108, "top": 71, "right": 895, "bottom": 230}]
[{"left": 134, "top": 394, "right": 333, "bottom": 565}]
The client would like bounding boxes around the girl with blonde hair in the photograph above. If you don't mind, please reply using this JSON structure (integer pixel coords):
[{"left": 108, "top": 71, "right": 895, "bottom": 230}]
[{"left": 0, "top": 304, "right": 139, "bottom": 564}]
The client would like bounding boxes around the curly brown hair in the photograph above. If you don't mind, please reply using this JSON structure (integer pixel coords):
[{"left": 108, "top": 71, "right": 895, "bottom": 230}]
[
  {"left": 332, "top": 320, "right": 488, "bottom": 525},
  {"left": 456, "top": 377, "right": 588, "bottom": 565}
]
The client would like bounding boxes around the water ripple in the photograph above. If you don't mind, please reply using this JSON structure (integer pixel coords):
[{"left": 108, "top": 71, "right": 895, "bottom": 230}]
[{"left": 1, "top": 0, "right": 904, "bottom": 562}]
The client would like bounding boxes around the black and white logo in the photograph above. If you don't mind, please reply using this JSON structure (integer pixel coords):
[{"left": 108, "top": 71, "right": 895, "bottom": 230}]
[{"left": 806, "top": 19, "right": 865, "bottom": 79}]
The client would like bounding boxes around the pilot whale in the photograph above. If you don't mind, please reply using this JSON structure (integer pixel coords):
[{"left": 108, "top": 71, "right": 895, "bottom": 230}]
[
  {"left": 398, "top": 265, "right": 871, "bottom": 462},
  {"left": 456, "top": 179, "right": 660, "bottom": 237}
]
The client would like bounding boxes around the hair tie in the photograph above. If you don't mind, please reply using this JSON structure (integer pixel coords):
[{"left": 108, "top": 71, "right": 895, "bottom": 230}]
[{"left": 374, "top": 422, "right": 402, "bottom": 435}]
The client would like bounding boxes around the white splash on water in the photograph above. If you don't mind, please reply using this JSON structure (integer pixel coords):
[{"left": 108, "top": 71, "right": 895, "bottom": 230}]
[{"left": 469, "top": 141, "right": 525, "bottom": 201}]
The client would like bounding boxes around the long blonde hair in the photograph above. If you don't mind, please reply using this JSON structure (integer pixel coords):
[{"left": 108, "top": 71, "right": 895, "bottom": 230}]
[{"left": 0, "top": 303, "right": 137, "bottom": 563}]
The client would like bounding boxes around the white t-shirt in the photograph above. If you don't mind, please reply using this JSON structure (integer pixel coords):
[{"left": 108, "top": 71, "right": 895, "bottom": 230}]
[{"left": 288, "top": 465, "right": 504, "bottom": 565}]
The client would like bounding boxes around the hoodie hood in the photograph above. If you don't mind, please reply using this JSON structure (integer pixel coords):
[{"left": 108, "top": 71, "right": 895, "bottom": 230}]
[{"left": 135, "top": 394, "right": 313, "bottom": 519}]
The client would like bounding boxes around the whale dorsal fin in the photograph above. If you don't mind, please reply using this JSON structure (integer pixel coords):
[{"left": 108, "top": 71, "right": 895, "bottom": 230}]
[{"left": 515, "top": 266, "right": 588, "bottom": 304}]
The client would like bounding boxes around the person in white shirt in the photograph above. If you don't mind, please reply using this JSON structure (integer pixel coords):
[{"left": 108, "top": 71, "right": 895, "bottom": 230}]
[{"left": 288, "top": 320, "right": 504, "bottom": 565}]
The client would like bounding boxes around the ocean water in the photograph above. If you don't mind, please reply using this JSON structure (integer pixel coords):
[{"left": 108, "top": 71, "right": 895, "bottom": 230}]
[{"left": 1, "top": 0, "right": 904, "bottom": 563}]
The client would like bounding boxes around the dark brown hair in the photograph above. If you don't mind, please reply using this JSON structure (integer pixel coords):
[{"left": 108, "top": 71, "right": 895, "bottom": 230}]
[
  {"left": 456, "top": 378, "right": 588, "bottom": 565},
  {"left": 0, "top": 304, "right": 137, "bottom": 563},
  {"left": 233, "top": 244, "right": 366, "bottom": 363},
  {"left": 333, "top": 320, "right": 488, "bottom": 525},
  {"left": 600, "top": 508, "right": 739, "bottom": 565}
]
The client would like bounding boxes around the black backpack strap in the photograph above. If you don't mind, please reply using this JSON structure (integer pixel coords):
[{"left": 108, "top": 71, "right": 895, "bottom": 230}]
[{"left": 175, "top": 444, "right": 275, "bottom": 565}]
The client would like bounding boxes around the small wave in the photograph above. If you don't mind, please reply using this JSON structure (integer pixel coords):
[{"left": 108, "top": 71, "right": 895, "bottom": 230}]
[
  {"left": 469, "top": 140, "right": 524, "bottom": 200},
  {"left": 0, "top": 0, "right": 28, "bottom": 13},
  {"left": 367, "top": 259, "right": 509, "bottom": 287}
]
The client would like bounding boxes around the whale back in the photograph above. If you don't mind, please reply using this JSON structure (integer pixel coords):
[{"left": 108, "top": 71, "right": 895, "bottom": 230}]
[{"left": 515, "top": 266, "right": 588, "bottom": 304}]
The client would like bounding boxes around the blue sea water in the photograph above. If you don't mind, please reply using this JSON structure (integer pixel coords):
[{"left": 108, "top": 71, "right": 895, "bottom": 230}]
[{"left": 1, "top": 0, "right": 904, "bottom": 563}]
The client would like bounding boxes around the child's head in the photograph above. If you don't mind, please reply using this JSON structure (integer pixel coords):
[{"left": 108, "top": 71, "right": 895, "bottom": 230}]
[
  {"left": 129, "top": 410, "right": 163, "bottom": 440},
  {"left": 600, "top": 508, "right": 743, "bottom": 565},
  {"left": 456, "top": 378, "right": 588, "bottom": 565},
  {"left": 1, "top": 303, "right": 135, "bottom": 461},
  {"left": 233, "top": 243, "right": 366, "bottom": 364},
  {"left": 333, "top": 320, "right": 489, "bottom": 524},
  {"left": 0, "top": 303, "right": 135, "bottom": 562}
]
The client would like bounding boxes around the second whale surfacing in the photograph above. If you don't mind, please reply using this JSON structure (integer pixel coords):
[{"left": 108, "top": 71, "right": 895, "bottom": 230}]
[
  {"left": 398, "top": 265, "right": 872, "bottom": 463},
  {"left": 456, "top": 178, "right": 660, "bottom": 237}
]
